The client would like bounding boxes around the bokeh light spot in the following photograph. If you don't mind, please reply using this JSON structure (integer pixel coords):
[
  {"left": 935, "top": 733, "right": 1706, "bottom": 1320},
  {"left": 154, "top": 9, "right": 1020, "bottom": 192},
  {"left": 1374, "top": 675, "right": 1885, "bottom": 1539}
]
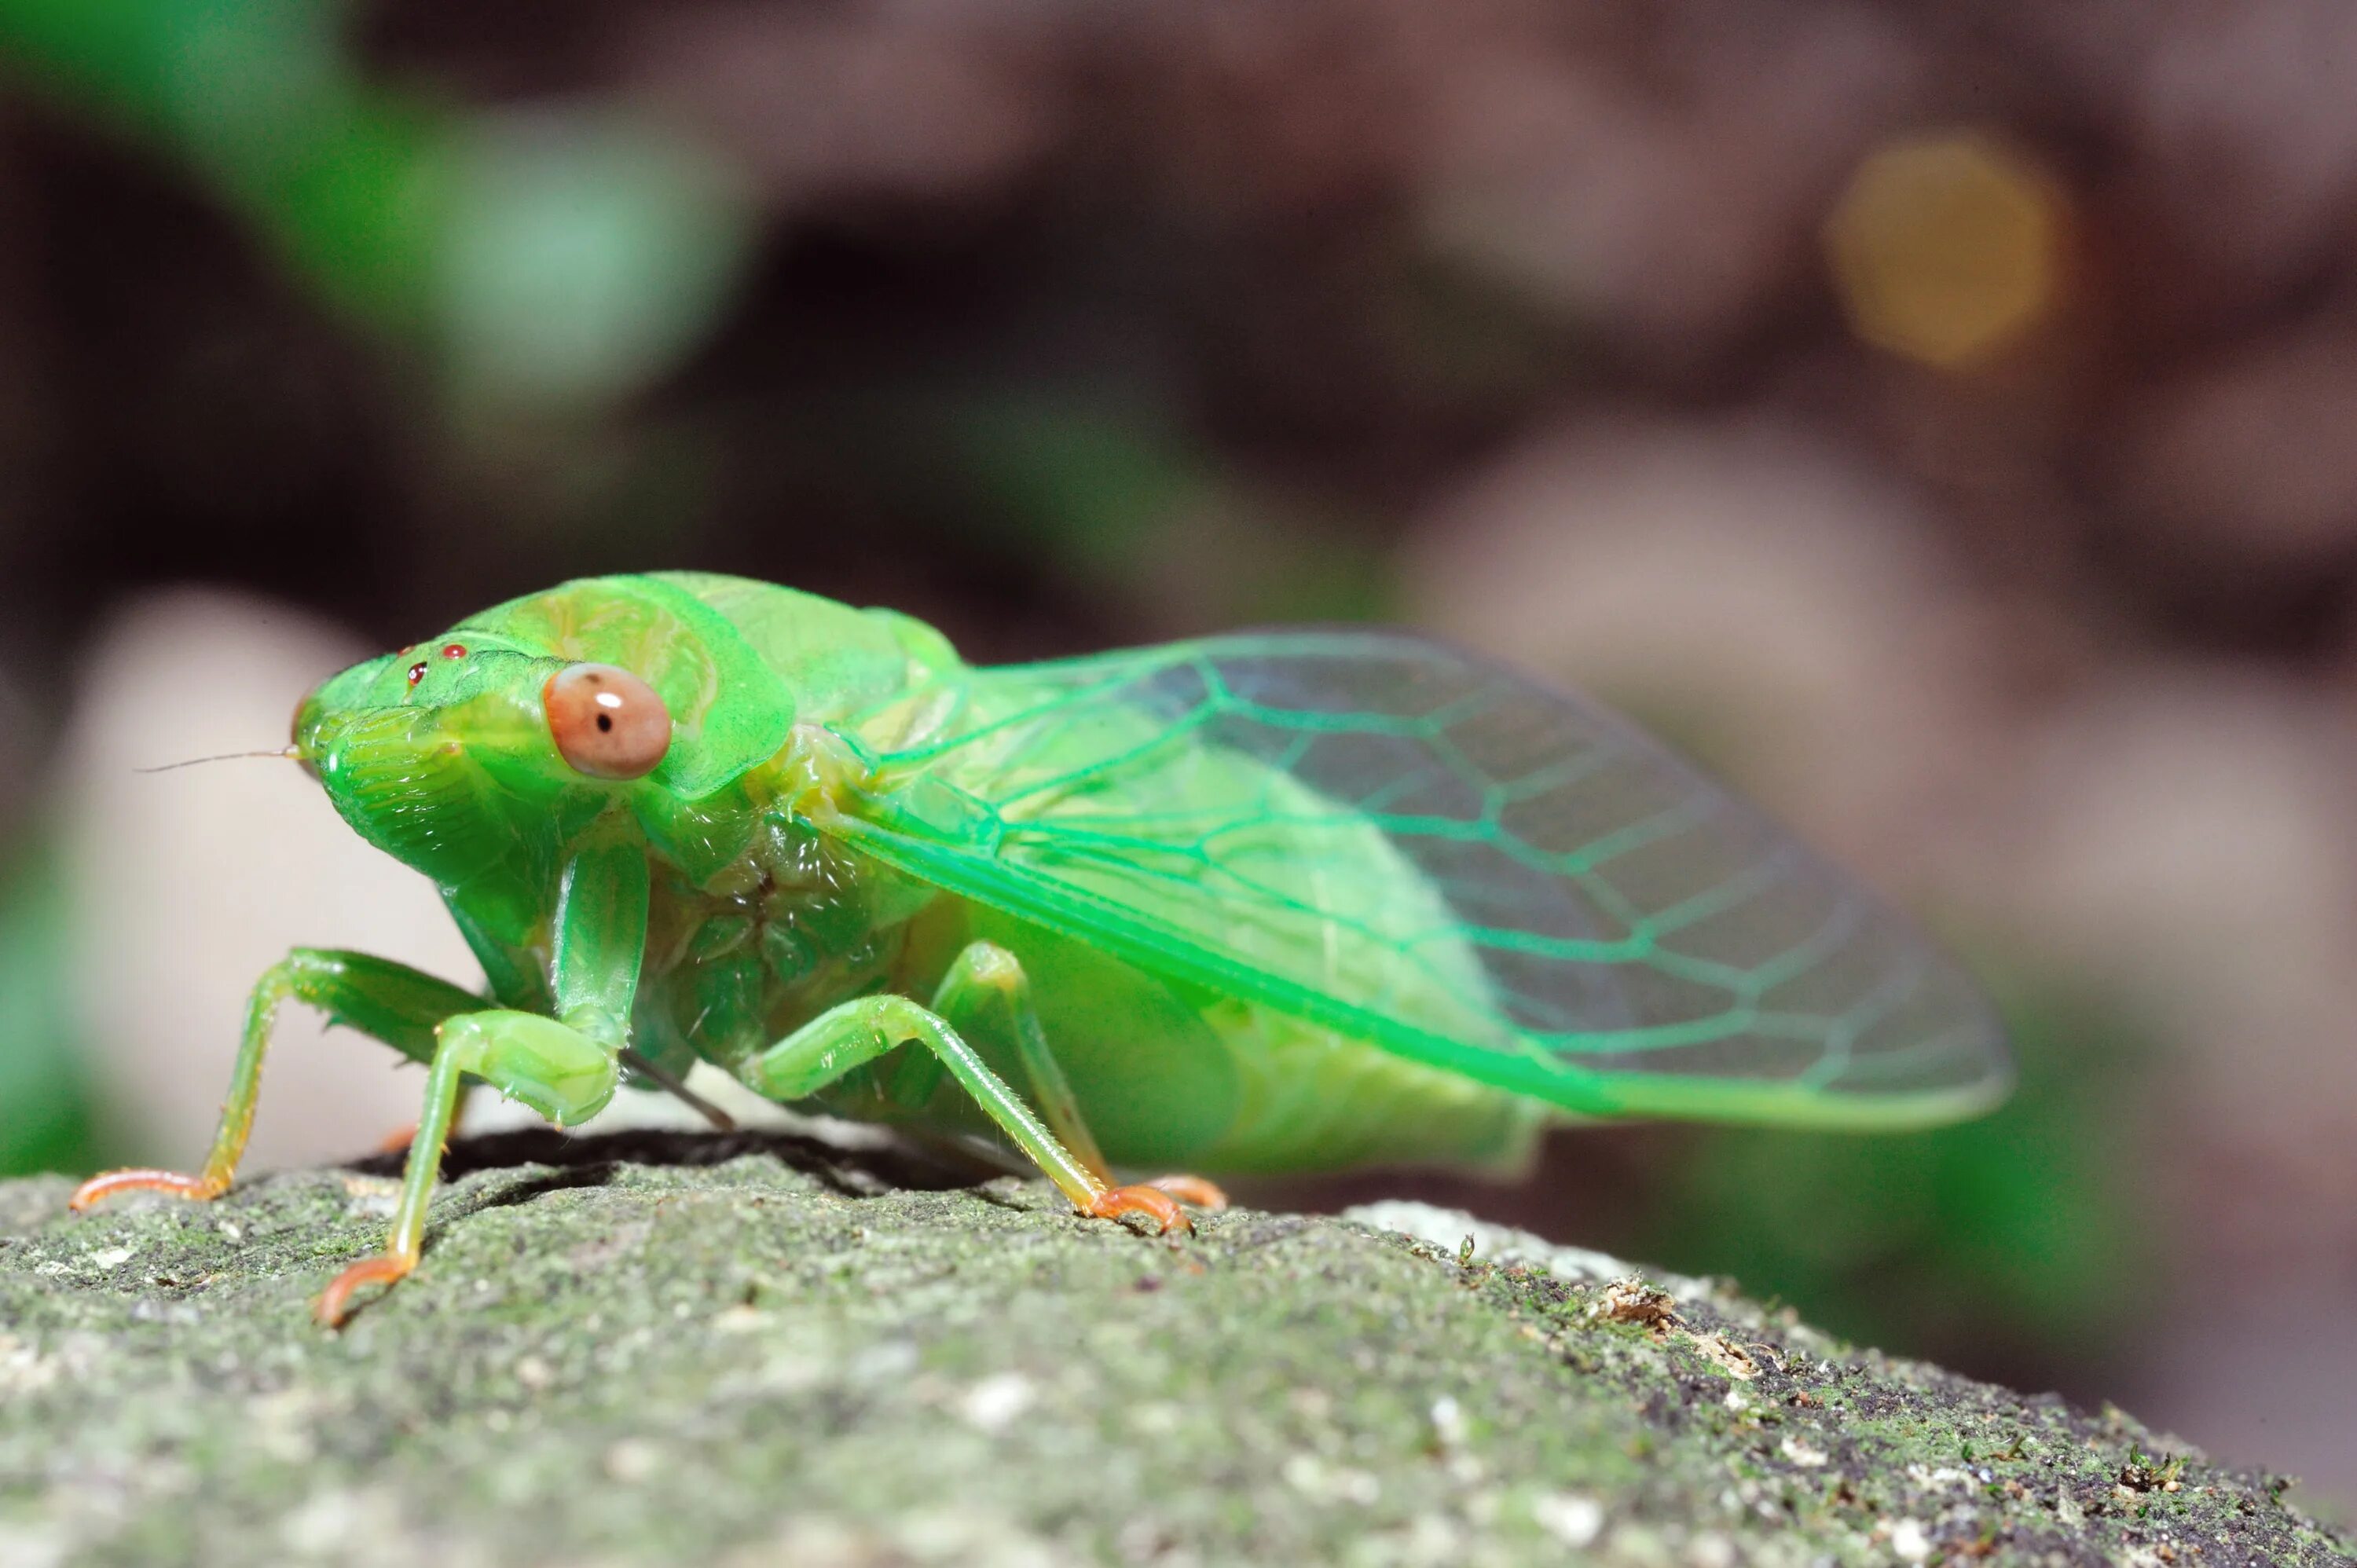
[{"left": 1825, "top": 132, "right": 2066, "bottom": 369}]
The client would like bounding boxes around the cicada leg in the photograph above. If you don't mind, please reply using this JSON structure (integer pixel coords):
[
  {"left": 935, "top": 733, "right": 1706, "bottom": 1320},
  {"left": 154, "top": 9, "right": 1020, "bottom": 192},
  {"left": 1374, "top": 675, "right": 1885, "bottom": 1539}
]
[
  {"left": 929, "top": 942, "right": 1229, "bottom": 1222},
  {"left": 373, "top": 1094, "right": 475, "bottom": 1157},
  {"left": 747, "top": 941, "right": 1224, "bottom": 1233},
  {"left": 70, "top": 949, "right": 482, "bottom": 1211},
  {"left": 1142, "top": 1174, "right": 1230, "bottom": 1210},
  {"left": 317, "top": 1009, "right": 618, "bottom": 1326},
  {"left": 321, "top": 834, "right": 648, "bottom": 1325},
  {"left": 365, "top": 1048, "right": 731, "bottom": 1154}
]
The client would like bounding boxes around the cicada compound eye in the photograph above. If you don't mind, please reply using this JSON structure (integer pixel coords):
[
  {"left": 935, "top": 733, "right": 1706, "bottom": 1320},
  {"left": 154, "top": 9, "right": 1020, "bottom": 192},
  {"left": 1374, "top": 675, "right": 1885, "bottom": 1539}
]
[{"left": 544, "top": 663, "right": 672, "bottom": 779}]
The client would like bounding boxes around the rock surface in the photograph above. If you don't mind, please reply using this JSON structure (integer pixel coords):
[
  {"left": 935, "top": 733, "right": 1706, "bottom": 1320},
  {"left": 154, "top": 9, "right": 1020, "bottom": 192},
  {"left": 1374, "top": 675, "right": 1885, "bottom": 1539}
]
[{"left": 2, "top": 1130, "right": 2348, "bottom": 1567}]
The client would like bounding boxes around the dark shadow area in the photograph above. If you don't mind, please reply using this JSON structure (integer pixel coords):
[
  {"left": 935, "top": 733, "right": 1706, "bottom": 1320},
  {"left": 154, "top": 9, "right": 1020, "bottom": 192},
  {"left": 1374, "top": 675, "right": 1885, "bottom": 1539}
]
[{"left": 343, "top": 1125, "right": 997, "bottom": 1202}]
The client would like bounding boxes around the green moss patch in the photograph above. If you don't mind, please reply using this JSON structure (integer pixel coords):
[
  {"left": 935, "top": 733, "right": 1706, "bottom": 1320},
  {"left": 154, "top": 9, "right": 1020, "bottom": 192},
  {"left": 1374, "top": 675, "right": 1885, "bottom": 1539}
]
[{"left": 2, "top": 1131, "right": 2346, "bottom": 1566}]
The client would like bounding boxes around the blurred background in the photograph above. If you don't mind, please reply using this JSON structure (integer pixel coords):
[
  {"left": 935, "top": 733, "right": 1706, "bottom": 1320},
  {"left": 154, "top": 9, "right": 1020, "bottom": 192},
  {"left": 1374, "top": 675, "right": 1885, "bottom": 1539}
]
[{"left": 1, "top": 0, "right": 2352, "bottom": 1514}]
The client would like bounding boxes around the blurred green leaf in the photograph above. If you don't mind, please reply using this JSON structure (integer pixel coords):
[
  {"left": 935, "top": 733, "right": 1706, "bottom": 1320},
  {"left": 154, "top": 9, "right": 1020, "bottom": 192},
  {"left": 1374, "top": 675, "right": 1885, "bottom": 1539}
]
[
  {"left": 438, "top": 112, "right": 751, "bottom": 411},
  {"left": 0, "top": 838, "right": 99, "bottom": 1178},
  {"left": 949, "top": 400, "right": 1211, "bottom": 576},
  {"left": 948, "top": 397, "right": 1391, "bottom": 626},
  {"left": 1637, "top": 954, "right": 2154, "bottom": 1367},
  {"left": 0, "top": 0, "right": 750, "bottom": 401}
]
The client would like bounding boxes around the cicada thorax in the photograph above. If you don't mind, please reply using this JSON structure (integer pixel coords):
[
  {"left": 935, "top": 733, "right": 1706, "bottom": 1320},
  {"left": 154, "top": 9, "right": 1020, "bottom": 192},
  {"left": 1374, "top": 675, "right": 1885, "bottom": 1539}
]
[{"left": 632, "top": 804, "right": 939, "bottom": 1075}]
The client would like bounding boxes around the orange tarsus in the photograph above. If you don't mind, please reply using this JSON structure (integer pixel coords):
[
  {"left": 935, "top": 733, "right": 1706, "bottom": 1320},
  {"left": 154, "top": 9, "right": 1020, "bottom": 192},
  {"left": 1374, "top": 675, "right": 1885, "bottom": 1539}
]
[
  {"left": 68, "top": 1169, "right": 225, "bottom": 1211},
  {"left": 1087, "top": 1185, "right": 1193, "bottom": 1234},
  {"left": 376, "top": 1094, "right": 467, "bottom": 1157},
  {"left": 1146, "top": 1174, "right": 1229, "bottom": 1211},
  {"left": 315, "top": 1254, "right": 416, "bottom": 1328}
]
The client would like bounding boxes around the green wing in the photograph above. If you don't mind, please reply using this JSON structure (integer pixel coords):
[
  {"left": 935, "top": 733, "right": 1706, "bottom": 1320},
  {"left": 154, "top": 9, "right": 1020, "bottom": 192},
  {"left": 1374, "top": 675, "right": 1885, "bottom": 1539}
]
[{"left": 824, "top": 632, "right": 2010, "bottom": 1129}]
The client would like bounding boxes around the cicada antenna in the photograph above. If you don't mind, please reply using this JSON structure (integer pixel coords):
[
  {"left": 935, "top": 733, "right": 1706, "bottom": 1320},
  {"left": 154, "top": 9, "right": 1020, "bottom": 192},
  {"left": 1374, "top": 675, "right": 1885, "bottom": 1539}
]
[{"left": 135, "top": 747, "right": 303, "bottom": 775}]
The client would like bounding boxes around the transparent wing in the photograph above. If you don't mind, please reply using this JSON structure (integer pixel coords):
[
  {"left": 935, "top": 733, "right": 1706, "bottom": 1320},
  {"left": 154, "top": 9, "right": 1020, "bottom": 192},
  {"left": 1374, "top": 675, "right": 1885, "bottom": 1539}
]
[{"left": 825, "top": 632, "right": 2010, "bottom": 1127}]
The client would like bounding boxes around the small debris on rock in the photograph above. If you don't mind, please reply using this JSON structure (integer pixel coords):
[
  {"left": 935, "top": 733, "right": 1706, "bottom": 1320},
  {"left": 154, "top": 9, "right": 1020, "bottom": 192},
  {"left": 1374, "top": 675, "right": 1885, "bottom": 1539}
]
[
  {"left": 1780, "top": 1435, "right": 1828, "bottom": 1467},
  {"left": 1691, "top": 1332, "right": 1758, "bottom": 1381},
  {"left": 957, "top": 1372, "right": 1037, "bottom": 1434},
  {"left": 1590, "top": 1277, "right": 1679, "bottom": 1334},
  {"left": 603, "top": 1440, "right": 660, "bottom": 1484},
  {"left": 1530, "top": 1492, "right": 1604, "bottom": 1548}
]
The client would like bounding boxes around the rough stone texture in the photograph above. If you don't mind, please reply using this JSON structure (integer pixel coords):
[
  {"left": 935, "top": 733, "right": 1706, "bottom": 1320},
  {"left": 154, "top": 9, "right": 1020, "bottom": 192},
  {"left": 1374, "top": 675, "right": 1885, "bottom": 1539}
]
[{"left": 1, "top": 1130, "right": 2347, "bottom": 1568}]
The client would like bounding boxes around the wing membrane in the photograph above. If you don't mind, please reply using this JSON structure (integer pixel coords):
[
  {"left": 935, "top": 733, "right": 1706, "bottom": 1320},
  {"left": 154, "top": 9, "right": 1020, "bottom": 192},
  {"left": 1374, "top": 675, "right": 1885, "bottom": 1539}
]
[{"left": 825, "top": 632, "right": 2009, "bottom": 1127}]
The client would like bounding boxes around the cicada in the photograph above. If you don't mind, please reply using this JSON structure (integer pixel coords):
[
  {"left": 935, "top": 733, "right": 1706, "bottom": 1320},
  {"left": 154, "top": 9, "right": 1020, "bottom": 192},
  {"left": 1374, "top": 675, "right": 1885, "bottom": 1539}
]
[{"left": 69, "top": 573, "right": 2009, "bottom": 1323}]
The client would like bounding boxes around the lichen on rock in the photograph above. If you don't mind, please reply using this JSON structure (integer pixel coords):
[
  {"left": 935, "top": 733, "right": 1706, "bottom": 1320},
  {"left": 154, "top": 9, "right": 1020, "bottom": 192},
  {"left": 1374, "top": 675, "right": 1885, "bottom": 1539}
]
[{"left": 1, "top": 1130, "right": 2347, "bottom": 1566}]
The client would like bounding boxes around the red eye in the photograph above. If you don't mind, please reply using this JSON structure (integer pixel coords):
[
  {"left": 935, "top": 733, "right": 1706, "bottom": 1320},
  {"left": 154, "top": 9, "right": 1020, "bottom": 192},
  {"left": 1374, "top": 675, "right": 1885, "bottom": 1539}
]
[
  {"left": 544, "top": 664, "right": 671, "bottom": 779},
  {"left": 407, "top": 661, "right": 428, "bottom": 687}
]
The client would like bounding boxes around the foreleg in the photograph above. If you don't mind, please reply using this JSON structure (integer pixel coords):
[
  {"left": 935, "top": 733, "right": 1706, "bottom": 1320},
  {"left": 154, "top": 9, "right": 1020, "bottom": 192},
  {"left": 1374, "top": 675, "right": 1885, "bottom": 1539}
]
[
  {"left": 313, "top": 1007, "right": 619, "bottom": 1325},
  {"left": 70, "top": 949, "right": 480, "bottom": 1210}
]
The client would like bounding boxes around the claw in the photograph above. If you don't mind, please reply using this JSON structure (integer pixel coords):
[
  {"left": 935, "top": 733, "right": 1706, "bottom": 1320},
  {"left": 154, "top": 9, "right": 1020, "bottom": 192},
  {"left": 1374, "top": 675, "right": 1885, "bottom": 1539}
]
[
  {"left": 1087, "top": 1184, "right": 1193, "bottom": 1234},
  {"left": 376, "top": 1086, "right": 471, "bottom": 1157},
  {"left": 68, "top": 1169, "right": 225, "bottom": 1211},
  {"left": 315, "top": 1253, "right": 416, "bottom": 1328},
  {"left": 1146, "top": 1174, "right": 1229, "bottom": 1212}
]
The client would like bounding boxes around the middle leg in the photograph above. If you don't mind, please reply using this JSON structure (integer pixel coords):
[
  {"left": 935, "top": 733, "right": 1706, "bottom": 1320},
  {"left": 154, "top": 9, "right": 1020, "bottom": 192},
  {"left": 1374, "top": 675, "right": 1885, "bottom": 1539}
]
[
  {"left": 924, "top": 942, "right": 1227, "bottom": 1222},
  {"left": 744, "top": 942, "right": 1222, "bottom": 1231}
]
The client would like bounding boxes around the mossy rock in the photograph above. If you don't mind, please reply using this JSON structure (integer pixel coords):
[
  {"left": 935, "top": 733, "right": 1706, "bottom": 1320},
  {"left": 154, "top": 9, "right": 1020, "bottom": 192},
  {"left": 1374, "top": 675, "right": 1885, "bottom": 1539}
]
[{"left": 1, "top": 1130, "right": 2345, "bottom": 1566}]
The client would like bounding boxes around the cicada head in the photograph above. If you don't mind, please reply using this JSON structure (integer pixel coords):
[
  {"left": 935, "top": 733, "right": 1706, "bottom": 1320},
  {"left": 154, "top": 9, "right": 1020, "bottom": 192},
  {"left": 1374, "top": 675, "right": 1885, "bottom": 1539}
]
[
  {"left": 291, "top": 637, "right": 643, "bottom": 885},
  {"left": 291, "top": 577, "right": 807, "bottom": 889}
]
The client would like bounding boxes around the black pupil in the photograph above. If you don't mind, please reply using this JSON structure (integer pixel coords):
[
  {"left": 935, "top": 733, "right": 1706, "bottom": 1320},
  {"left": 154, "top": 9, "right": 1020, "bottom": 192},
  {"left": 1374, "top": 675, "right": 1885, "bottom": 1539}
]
[{"left": 596, "top": 713, "right": 613, "bottom": 731}]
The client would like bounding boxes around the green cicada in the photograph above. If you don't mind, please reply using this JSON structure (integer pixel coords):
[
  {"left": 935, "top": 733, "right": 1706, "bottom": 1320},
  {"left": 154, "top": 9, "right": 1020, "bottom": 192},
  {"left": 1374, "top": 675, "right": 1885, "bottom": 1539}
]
[{"left": 69, "top": 573, "right": 2009, "bottom": 1323}]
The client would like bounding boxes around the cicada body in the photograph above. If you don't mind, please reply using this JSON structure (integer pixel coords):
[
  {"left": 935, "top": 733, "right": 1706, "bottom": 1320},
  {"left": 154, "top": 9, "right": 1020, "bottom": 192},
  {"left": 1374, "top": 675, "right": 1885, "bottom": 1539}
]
[{"left": 69, "top": 572, "right": 2010, "bottom": 1322}]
